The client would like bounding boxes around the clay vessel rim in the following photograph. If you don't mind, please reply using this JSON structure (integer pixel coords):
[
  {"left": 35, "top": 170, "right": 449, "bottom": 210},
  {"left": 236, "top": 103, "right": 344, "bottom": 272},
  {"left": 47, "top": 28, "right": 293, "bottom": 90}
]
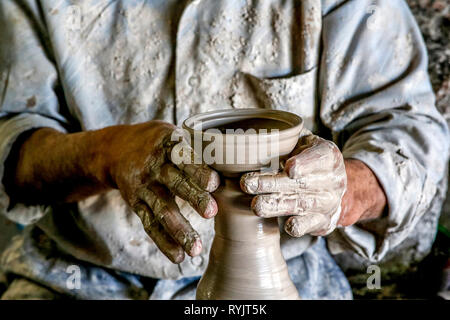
[{"left": 182, "top": 108, "right": 303, "bottom": 139}]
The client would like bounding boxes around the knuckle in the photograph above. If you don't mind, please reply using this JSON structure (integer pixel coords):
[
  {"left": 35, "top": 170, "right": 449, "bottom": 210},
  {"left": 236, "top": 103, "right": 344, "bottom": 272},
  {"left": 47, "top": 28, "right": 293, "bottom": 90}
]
[
  {"left": 195, "top": 191, "right": 210, "bottom": 210},
  {"left": 154, "top": 206, "right": 169, "bottom": 221},
  {"left": 294, "top": 177, "right": 306, "bottom": 189},
  {"left": 171, "top": 172, "right": 188, "bottom": 191},
  {"left": 140, "top": 212, "right": 159, "bottom": 233},
  {"left": 145, "top": 153, "right": 162, "bottom": 173},
  {"left": 146, "top": 216, "right": 160, "bottom": 230}
]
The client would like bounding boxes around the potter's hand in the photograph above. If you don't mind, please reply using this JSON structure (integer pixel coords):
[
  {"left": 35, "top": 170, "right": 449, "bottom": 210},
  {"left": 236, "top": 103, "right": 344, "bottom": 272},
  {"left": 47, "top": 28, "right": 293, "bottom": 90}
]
[
  {"left": 109, "top": 121, "right": 220, "bottom": 263},
  {"left": 240, "top": 132, "right": 346, "bottom": 237},
  {"left": 5, "top": 121, "right": 219, "bottom": 264}
]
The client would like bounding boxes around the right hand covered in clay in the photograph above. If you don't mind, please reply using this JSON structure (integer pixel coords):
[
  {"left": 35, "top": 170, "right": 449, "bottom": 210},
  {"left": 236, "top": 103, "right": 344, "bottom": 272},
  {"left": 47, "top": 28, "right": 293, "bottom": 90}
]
[
  {"left": 107, "top": 121, "right": 220, "bottom": 263},
  {"left": 240, "top": 130, "right": 347, "bottom": 238}
]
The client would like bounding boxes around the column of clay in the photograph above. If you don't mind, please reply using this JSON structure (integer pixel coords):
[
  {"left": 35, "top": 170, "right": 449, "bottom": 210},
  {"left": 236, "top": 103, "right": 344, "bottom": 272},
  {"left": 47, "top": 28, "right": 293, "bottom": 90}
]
[{"left": 196, "top": 179, "right": 299, "bottom": 300}]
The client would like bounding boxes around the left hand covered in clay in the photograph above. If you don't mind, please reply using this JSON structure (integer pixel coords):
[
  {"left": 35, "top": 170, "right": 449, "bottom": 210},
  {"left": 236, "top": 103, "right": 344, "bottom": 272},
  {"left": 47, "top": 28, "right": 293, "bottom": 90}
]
[{"left": 240, "top": 131, "right": 347, "bottom": 237}]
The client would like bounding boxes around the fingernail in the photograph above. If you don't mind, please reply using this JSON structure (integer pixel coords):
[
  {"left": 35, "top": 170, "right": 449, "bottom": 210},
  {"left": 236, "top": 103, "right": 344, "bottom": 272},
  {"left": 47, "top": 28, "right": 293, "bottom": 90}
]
[
  {"left": 240, "top": 174, "right": 258, "bottom": 194},
  {"left": 251, "top": 196, "right": 271, "bottom": 217},
  {"left": 285, "top": 219, "right": 305, "bottom": 237},
  {"left": 174, "top": 230, "right": 202, "bottom": 257},
  {"left": 203, "top": 170, "right": 220, "bottom": 192},
  {"left": 187, "top": 238, "right": 202, "bottom": 257},
  {"left": 201, "top": 196, "right": 218, "bottom": 218},
  {"left": 285, "top": 215, "right": 327, "bottom": 237},
  {"left": 170, "top": 248, "right": 185, "bottom": 264}
]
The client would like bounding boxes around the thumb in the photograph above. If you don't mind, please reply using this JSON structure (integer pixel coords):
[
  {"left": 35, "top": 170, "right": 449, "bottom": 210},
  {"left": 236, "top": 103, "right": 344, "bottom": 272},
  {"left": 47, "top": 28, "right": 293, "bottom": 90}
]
[{"left": 284, "top": 213, "right": 328, "bottom": 237}]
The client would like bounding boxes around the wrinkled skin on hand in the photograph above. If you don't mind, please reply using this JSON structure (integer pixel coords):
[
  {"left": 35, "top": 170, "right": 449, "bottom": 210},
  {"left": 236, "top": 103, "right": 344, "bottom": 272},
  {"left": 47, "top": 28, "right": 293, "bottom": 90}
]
[
  {"left": 107, "top": 121, "right": 220, "bottom": 263},
  {"left": 240, "top": 133, "right": 347, "bottom": 237}
]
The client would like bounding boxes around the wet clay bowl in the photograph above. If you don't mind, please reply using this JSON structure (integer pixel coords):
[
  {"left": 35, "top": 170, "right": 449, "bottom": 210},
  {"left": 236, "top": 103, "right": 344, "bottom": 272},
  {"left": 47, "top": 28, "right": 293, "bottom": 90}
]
[{"left": 182, "top": 109, "right": 304, "bottom": 175}]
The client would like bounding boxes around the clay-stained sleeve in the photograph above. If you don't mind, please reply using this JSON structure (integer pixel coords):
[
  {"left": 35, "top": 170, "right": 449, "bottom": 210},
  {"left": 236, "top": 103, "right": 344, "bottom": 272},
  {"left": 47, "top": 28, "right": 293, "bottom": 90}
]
[
  {"left": 318, "top": 0, "right": 449, "bottom": 262},
  {"left": 0, "top": 0, "right": 69, "bottom": 225}
]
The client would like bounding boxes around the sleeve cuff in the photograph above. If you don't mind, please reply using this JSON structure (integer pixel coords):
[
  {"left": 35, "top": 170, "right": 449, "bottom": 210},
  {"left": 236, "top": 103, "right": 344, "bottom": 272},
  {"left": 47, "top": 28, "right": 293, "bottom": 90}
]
[
  {"left": 327, "top": 140, "right": 437, "bottom": 262},
  {"left": 0, "top": 113, "right": 67, "bottom": 225}
]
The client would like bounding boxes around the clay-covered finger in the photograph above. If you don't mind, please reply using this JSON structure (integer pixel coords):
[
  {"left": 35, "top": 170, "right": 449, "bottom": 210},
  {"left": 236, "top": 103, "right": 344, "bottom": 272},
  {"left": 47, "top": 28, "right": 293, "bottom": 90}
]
[
  {"left": 133, "top": 203, "right": 185, "bottom": 264},
  {"left": 169, "top": 140, "right": 220, "bottom": 192},
  {"left": 285, "top": 138, "right": 342, "bottom": 179},
  {"left": 180, "top": 163, "right": 220, "bottom": 192},
  {"left": 251, "top": 192, "right": 336, "bottom": 217},
  {"left": 284, "top": 213, "right": 328, "bottom": 237},
  {"left": 139, "top": 185, "right": 203, "bottom": 257},
  {"left": 240, "top": 171, "right": 305, "bottom": 194},
  {"left": 159, "top": 164, "right": 218, "bottom": 218}
]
